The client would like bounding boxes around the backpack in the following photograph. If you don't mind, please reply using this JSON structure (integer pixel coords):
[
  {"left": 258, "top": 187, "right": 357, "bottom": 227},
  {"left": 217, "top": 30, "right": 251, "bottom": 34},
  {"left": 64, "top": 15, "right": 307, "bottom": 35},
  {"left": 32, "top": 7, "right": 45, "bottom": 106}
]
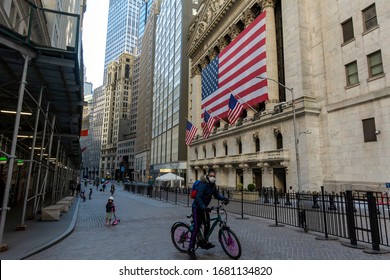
[{"left": 190, "top": 180, "right": 201, "bottom": 199}]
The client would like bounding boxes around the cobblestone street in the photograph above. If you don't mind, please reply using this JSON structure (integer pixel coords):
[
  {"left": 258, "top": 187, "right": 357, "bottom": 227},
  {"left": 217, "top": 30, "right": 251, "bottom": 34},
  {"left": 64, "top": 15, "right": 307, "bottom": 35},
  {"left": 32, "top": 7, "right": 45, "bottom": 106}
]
[{"left": 26, "top": 183, "right": 390, "bottom": 260}]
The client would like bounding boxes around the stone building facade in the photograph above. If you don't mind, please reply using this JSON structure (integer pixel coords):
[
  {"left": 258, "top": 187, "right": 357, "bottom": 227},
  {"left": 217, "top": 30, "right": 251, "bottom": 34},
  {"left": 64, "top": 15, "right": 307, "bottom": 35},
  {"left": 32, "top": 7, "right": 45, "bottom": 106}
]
[
  {"left": 187, "top": 0, "right": 390, "bottom": 193},
  {"left": 101, "top": 53, "right": 136, "bottom": 179}
]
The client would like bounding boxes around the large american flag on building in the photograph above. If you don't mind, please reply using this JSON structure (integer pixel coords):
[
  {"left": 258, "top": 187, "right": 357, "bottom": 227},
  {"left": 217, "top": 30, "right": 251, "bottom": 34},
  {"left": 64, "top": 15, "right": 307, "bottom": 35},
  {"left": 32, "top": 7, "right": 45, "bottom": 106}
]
[{"left": 201, "top": 11, "right": 268, "bottom": 120}]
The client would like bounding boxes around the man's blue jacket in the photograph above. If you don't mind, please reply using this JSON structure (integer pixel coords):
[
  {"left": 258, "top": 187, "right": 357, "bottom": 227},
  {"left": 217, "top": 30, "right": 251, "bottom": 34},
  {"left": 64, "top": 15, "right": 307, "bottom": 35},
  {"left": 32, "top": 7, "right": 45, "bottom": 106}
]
[{"left": 192, "top": 177, "right": 226, "bottom": 210}]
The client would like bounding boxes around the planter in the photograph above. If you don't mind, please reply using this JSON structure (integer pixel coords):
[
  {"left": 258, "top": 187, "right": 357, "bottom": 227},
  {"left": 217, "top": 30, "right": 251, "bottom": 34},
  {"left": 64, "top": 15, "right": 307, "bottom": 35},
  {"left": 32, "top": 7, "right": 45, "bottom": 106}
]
[{"left": 232, "top": 191, "right": 259, "bottom": 202}]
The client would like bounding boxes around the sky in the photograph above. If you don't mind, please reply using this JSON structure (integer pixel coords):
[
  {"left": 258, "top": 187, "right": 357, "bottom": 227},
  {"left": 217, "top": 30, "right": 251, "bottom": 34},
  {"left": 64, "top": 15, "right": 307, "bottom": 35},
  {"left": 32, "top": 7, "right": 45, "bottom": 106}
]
[{"left": 82, "top": 0, "right": 109, "bottom": 89}]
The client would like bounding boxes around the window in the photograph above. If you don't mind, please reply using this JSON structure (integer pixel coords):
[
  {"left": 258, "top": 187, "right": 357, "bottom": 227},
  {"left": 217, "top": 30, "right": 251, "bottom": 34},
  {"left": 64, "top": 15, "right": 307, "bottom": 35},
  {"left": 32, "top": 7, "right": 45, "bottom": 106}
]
[
  {"left": 367, "top": 51, "right": 383, "bottom": 78},
  {"left": 342, "top": 18, "right": 354, "bottom": 43},
  {"left": 362, "top": 4, "right": 378, "bottom": 32},
  {"left": 238, "top": 140, "right": 242, "bottom": 154},
  {"left": 345, "top": 61, "right": 359, "bottom": 86},
  {"left": 362, "top": 118, "right": 377, "bottom": 142},
  {"left": 255, "top": 138, "right": 260, "bottom": 152},
  {"left": 276, "top": 133, "right": 283, "bottom": 149}
]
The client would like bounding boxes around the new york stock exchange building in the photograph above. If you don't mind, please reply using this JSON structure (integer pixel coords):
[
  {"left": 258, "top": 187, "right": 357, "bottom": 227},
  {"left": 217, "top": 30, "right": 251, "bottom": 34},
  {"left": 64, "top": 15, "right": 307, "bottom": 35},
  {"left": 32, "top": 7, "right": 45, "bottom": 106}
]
[{"left": 186, "top": 0, "right": 390, "bottom": 194}]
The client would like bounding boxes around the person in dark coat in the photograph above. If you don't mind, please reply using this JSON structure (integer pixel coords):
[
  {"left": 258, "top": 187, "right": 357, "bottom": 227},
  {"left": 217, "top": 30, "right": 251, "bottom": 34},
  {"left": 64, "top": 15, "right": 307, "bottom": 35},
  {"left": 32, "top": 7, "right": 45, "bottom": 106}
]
[{"left": 187, "top": 169, "right": 229, "bottom": 260}]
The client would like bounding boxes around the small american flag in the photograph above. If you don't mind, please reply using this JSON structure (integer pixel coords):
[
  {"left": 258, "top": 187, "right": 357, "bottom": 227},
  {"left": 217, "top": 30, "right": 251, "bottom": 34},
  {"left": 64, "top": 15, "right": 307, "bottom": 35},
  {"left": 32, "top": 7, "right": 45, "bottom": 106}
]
[
  {"left": 227, "top": 94, "right": 244, "bottom": 124},
  {"left": 185, "top": 120, "right": 198, "bottom": 146},
  {"left": 201, "top": 11, "right": 268, "bottom": 120},
  {"left": 201, "top": 110, "right": 216, "bottom": 139}
]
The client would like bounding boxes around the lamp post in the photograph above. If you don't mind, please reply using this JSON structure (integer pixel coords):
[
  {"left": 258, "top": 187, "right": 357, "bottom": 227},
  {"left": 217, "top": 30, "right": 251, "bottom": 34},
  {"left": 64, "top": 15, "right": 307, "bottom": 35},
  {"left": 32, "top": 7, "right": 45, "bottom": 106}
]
[{"left": 256, "top": 76, "right": 302, "bottom": 192}]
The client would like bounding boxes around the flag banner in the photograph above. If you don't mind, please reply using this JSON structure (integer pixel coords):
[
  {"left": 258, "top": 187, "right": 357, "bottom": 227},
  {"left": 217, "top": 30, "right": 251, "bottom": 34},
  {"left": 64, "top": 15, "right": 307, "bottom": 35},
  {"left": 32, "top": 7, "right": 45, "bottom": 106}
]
[
  {"left": 201, "top": 110, "right": 216, "bottom": 139},
  {"left": 201, "top": 11, "right": 268, "bottom": 120},
  {"left": 185, "top": 120, "right": 198, "bottom": 146},
  {"left": 80, "top": 129, "right": 88, "bottom": 136},
  {"left": 227, "top": 94, "right": 244, "bottom": 124}
]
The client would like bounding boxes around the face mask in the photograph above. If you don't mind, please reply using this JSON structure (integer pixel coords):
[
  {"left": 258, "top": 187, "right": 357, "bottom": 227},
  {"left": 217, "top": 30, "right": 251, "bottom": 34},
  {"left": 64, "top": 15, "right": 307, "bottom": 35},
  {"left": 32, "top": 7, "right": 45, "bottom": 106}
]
[{"left": 208, "top": 176, "right": 216, "bottom": 184}]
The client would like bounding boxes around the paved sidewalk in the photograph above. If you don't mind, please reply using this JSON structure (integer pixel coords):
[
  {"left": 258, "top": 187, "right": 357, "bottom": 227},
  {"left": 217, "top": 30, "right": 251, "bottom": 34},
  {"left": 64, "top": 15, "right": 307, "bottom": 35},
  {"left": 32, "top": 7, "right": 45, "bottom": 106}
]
[
  {"left": 1, "top": 181, "right": 390, "bottom": 260},
  {"left": 0, "top": 195, "right": 80, "bottom": 260}
]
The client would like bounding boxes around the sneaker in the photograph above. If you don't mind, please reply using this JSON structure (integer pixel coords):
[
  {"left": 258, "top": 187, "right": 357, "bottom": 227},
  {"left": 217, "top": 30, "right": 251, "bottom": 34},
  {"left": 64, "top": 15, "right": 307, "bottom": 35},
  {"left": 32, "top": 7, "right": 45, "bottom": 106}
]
[
  {"left": 198, "top": 240, "right": 207, "bottom": 249},
  {"left": 187, "top": 249, "right": 197, "bottom": 260},
  {"left": 204, "top": 242, "right": 215, "bottom": 250}
]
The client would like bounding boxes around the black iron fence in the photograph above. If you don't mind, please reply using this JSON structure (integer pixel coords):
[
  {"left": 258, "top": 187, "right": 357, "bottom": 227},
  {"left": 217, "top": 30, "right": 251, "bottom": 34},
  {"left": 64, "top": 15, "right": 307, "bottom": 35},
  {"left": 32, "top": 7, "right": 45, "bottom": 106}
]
[{"left": 123, "top": 182, "right": 390, "bottom": 253}]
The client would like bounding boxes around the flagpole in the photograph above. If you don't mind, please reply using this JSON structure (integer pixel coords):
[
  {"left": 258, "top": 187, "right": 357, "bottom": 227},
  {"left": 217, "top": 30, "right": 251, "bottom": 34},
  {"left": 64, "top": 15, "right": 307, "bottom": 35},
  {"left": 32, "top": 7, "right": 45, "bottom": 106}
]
[
  {"left": 228, "top": 87, "right": 258, "bottom": 113},
  {"left": 205, "top": 109, "right": 228, "bottom": 125}
]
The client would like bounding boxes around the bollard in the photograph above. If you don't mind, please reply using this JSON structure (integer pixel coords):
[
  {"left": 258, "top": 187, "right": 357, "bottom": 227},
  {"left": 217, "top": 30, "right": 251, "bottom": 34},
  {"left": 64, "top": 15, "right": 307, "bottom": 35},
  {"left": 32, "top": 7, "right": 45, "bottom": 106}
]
[
  {"left": 341, "top": 191, "right": 364, "bottom": 249},
  {"left": 362, "top": 192, "right": 390, "bottom": 254},
  {"left": 312, "top": 193, "right": 320, "bottom": 208},
  {"left": 274, "top": 188, "right": 280, "bottom": 204},
  {"left": 285, "top": 192, "right": 292, "bottom": 205},
  {"left": 328, "top": 193, "right": 337, "bottom": 211},
  {"left": 264, "top": 191, "right": 269, "bottom": 203}
]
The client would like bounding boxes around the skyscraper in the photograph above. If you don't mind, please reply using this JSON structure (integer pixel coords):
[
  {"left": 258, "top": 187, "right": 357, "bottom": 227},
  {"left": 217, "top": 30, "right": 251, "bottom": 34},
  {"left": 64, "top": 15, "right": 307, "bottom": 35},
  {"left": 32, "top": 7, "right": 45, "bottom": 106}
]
[
  {"left": 134, "top": 0, "right": 159, "bottom": 182},
  {"left": 104, "top": 0, "right": 143, "bottom": 71},
  {"left": 150, "top": 0, "right": 198, "bottom": 180}
]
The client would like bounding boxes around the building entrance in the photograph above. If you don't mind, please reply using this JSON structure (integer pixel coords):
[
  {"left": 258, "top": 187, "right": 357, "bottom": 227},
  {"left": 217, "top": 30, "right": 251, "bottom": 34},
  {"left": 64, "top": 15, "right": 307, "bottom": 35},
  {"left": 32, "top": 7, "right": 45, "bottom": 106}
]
[{"left": 273, "top": 168, "right": 286, "bottom": 193}]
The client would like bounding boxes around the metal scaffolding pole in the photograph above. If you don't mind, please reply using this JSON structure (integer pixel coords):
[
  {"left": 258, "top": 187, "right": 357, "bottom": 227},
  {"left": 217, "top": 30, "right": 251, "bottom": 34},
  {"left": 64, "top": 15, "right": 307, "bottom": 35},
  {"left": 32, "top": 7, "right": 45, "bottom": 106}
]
[
  {"left": 40, "top": 115, "right": 56, "bottom": 208},
  {"left": 0, "top": 55, "right": 30, "bottom": 251},
  {"left": 32, "top": 102, "right": 50, "bottom": 214},
  {"left": 18, "top": 87, "right": 43, "bottom": 229}
]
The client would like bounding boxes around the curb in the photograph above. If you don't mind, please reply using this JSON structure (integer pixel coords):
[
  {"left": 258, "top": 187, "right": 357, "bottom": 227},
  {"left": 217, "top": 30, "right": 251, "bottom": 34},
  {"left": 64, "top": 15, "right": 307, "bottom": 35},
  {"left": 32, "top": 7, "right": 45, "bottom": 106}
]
[{"left": 20, "top": 198, "right": 81, "bottom": 260}]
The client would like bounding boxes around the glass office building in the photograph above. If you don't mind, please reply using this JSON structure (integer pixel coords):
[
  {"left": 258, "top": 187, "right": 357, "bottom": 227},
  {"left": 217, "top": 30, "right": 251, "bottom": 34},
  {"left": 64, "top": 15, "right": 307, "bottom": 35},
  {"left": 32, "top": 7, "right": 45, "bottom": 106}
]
[
  {"left": 138, "top": 0, "right": 153, "bottom": 40},
  {"left": 104, "top": 0, "right": 143, "bottom": 71},
  {"left": 151, "top": 0, "right": 197, "bottom": 178}
]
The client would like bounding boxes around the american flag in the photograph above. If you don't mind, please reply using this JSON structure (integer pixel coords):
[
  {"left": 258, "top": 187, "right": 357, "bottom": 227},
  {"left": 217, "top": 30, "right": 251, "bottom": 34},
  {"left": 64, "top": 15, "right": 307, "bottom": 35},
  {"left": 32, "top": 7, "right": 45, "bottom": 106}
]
[
  {"left": 201, "top": 11, "right": 268, "bottom": 120},
  {"left": 227, "top": 94, "right": 244, "bottom": 124},
  {"left": 185, "top": 120, "right": 198, "bottom": 146},
  {"left": 201, "top": 110, "right": 216, "bottom": 139}
]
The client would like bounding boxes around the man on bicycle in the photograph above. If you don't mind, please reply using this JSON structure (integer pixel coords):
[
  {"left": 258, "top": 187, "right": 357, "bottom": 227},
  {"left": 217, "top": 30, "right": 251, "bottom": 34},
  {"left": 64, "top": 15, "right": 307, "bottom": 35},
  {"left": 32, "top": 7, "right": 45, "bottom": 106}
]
[{"left": 188, "top": 169, "right": 229, "bottom": 260}]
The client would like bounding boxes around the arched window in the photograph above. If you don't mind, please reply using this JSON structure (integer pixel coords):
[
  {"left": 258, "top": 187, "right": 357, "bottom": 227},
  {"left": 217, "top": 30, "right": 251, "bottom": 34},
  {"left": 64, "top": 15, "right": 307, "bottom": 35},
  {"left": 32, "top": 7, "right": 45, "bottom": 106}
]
[
  {"left": 255, "top": 137, "right": 260, "bottom": 152},
  {"left": 213, "top": 144, "right": 216, "bottom": 157},
  {"left": 276, "top": 133, "right": 283, "bottom": 149},
  {"left": 238, "top": 140, "right": 242, "bottom": 154},
  {"left": 224, "top": 142, "right": 228, "bottom": 156}
]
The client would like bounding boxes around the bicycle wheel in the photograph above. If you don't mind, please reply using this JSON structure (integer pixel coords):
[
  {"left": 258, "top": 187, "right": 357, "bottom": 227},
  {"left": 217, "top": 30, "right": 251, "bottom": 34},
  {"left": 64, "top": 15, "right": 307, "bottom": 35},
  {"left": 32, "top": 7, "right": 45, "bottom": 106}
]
[
  {"left": 218, "top": 227, "right": 242, "bottom": 259},
  {"left": 171, "top": 222, "right": 192, "bottom": 253}
]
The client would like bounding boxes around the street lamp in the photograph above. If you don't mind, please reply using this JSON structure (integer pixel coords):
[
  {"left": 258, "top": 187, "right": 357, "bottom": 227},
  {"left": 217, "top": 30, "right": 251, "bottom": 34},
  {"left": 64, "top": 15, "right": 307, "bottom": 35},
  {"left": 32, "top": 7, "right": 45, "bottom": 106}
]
[{"left": 256, "top": 76, "right": 302, "bottom": 192}]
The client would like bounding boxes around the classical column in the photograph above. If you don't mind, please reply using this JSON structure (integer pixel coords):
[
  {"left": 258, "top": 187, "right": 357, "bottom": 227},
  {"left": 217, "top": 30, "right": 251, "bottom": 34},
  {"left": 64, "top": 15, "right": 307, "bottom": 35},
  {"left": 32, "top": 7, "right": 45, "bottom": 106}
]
[
  {"left": 242, "top": 9, "right": 256, "bottom": 27},
  {"left": 217, "top": 37, "right": 228, "bottom": 51},
  {"left": 190, "top": 61, "right": 202, "bottom": 129},
  {"left": 260, "top": 0, "right": 279, "bottom": 107},
  {"left": 228, "top": 24, "right": 241, "bottom": 41}
]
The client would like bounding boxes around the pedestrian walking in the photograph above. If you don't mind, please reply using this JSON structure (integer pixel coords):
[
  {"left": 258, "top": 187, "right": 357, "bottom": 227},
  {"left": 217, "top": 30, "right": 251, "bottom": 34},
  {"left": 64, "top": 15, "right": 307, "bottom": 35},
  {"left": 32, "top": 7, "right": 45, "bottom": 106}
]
[
  {"left": 105, "top": 196, "right": 115, "bottom": 225},
  {"left": 110, "top": 184, "right": 115, "bottom": 196},
  {"left": 76, "top": 183, "right": 81, "bottom": 196},
  {"left": 89, "top": 188, "right": 93, "bottom": 200}
]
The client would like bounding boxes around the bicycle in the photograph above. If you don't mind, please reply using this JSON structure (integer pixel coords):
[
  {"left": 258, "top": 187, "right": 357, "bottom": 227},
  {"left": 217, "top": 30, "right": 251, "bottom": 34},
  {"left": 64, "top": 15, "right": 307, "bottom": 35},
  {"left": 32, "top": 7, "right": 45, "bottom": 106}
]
[{"left": 170, "top": 202, "right": 242, "bottom": 259}]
